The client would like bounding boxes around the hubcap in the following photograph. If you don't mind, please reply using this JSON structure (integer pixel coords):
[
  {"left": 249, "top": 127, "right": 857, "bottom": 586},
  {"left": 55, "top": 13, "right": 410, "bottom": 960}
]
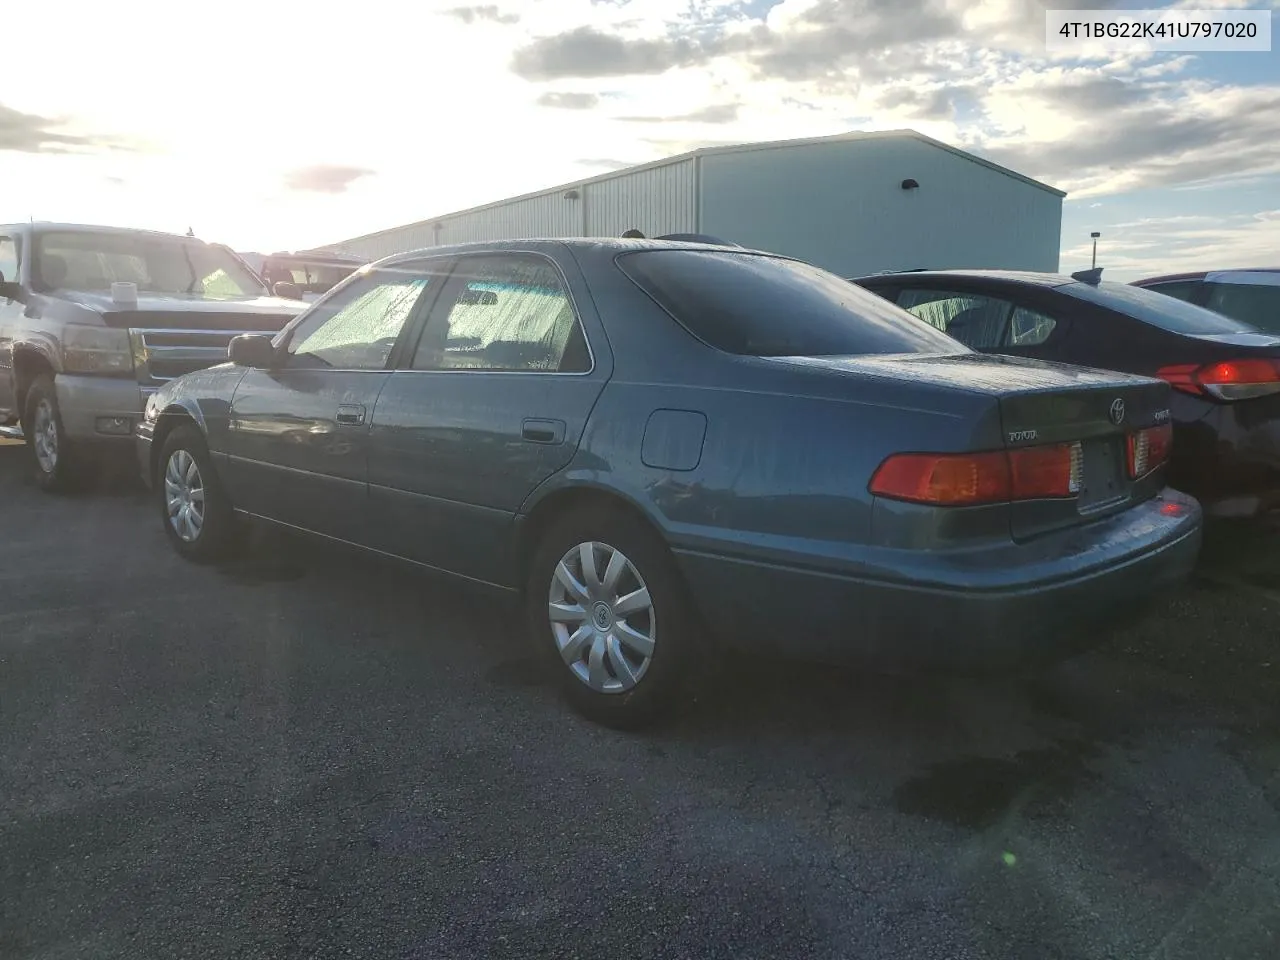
[
  {"left": 164, "top": 449, "right": 206, "bottom": 542},
  {"left": 548, "top": 541, "right": 656, "bottom": 694},
  {"left": 32, "top": 399, "right": 58, "bottom": 473}
]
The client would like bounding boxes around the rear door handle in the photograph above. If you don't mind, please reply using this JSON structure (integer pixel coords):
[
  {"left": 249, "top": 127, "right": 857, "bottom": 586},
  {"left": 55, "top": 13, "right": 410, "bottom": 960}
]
[
  {"left": 335, "top": 404, "right": 366, "bottom": 426},
  {"left": 522, "top": 418, "right": 566, "bottom": 444}
]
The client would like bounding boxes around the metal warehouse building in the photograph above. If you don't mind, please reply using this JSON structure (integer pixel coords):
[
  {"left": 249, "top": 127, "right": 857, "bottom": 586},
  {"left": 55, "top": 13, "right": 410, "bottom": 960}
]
[{"left": 320, "top": 129, "right": 1065, "bottom": 276}]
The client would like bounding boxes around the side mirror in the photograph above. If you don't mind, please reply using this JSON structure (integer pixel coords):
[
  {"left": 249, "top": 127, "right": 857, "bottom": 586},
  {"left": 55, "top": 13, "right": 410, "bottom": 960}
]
[
  {"left": 0, "top": 271, "right": 19, "bottom": 302},
  {"left": 228, "top": 334, "right": 278, "bottom": 368},
  {"left": 272, "top": 281, "right": 303, "bottom": 299}
]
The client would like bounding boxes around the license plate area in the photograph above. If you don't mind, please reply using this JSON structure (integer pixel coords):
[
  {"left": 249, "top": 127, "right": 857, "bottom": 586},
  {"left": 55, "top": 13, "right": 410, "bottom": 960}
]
[{"left": 1077, "top": 437, "right": 1127, "bottom": 512}]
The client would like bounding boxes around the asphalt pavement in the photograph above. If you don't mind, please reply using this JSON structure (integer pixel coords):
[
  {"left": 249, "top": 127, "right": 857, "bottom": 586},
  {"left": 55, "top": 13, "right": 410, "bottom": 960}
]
[{"left": 2, "top": 439, "right": 1279, "bottom": 959}]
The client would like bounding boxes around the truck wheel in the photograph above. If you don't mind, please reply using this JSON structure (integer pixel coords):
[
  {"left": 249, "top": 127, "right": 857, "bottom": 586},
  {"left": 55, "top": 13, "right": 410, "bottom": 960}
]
[
  {"left": 158, "top": 424, "right": 239, "bottom": 563},
  {"left": 24, "top": 374, "right": 85, "bottom": 493}
]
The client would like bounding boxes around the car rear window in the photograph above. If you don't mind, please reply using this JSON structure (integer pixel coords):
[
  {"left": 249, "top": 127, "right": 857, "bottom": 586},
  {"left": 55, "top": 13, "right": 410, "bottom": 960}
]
[
  {"left": 618, "top": 250, "right": 964, "bottom": 357},
  {"left": 1065, "top": 280, "right": 1257, "bottom": 335}
]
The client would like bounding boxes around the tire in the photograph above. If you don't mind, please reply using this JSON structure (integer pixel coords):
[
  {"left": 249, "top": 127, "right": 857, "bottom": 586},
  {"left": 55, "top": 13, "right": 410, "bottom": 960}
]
[
  {"left": 24, "top": 374, "right": 86, "bottom": 493},
  {"left": 525, "top": 505, "right": 701, "bottom": 729},
  {"left": 157, "top": 424, "right": 239, "bottom": 563}
]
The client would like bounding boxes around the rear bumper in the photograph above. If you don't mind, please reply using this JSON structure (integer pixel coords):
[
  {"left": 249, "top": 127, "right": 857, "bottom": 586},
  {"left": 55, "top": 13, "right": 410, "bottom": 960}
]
[
  {"left": 1171, "top": 396, "right": 1280, "bottom": 516},
  {"left": 54, "top": 375, "right": 146, "bottom": 442},
  {"left": 674, "top": 492, "right": 1203, "bottom": 670}
]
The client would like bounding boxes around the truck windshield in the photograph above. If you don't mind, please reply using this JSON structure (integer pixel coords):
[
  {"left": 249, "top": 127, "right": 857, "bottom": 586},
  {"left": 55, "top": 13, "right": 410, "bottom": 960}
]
[{"left": 35, "top": 232, "right": 267, "bottom": 299}]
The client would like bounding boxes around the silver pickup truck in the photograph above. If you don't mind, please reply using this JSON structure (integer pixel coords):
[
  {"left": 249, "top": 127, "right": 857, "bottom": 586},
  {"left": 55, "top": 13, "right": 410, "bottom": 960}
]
[{"left": 0, "top": 223, "right": 307, "bottom": 491}]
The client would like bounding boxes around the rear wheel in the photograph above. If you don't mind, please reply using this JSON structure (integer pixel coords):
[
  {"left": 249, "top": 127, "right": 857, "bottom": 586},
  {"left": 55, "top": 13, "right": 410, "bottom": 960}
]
[
  {"left": 24, "top": 374, "right": 86, "bottom": 493},
  {"left": 526, "top": 506, "right": 701, "bottom": 728},
  {"left": 158, "top": 424, "right": 239, "bottom": 563}
]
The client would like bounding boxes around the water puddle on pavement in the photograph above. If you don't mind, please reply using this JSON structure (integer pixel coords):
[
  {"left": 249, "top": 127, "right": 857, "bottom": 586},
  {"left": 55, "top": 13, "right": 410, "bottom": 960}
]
[{"left": 892, "top": 738, "right": 1102, "bottom": 829}]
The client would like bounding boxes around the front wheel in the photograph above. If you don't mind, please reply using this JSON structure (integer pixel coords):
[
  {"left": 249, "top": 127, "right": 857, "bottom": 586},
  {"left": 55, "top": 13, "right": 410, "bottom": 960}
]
[
  {"left": 525, "top": 506, "right": 702, "bottom": 729},
  {"left": 24, "top": 374, "right": 86, "bottom": 493},
  {"left": 157, "top": 424, "right": 239, "bottom": 563}
]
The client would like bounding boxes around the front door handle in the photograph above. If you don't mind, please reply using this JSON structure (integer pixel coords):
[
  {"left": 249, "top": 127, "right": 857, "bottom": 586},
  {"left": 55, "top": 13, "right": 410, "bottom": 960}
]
[
  {"left": 522, "top": 418, "right": 565, "bottom": 444},
  {"left": 335, "top": 404, "right": 366, "bottom": 426}
]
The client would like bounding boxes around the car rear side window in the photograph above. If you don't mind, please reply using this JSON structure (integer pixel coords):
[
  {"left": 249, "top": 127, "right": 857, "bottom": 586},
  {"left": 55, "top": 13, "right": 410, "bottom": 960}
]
[
  {"left": 618, "top": 251, "right": 962, "bottom": 357},
  {"left": 896, "top": 289, "right": 1013, "bottom": 349},
  {"left": 1142, "top": 279, "right": 1203, "bottom": 303},
  {"left": 1204, "top": 281, "right": 1280, "bottom": 334},
  {"left": 1065, "top": 281, "right": 1257, "bottom": 335}
]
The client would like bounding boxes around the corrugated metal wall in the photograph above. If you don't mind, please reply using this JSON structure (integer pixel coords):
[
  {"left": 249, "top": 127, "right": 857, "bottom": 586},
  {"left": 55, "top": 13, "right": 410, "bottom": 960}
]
[
  {"left": 326, "top": 158, "right": 698, "bottom": 261},
  {"left": 699, "top": 139, "right": 1063, "bottom": 276},
  {"left": 584, "top": 159, "right": 697, "bottom": 237}
]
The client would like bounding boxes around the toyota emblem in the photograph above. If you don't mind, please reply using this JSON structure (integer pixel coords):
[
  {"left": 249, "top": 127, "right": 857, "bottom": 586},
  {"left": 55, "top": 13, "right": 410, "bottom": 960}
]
[{"left": 1109, "top": 398, "right": 1126, "bottom": 425}]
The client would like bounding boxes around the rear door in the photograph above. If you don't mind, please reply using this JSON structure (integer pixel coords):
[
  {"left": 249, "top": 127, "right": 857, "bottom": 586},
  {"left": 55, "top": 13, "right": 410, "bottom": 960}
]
[
  {"left": 225, "top": 265, "right": 442, "bottom": 543},
  {"left": 366, "top": 250, "right": 610, "bottom": 586}
]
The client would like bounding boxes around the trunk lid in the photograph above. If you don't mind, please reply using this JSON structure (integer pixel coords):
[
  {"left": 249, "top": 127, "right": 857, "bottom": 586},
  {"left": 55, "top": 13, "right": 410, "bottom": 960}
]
[{"left": 783, "top": 353, "right": 1174, "bottom": 541}]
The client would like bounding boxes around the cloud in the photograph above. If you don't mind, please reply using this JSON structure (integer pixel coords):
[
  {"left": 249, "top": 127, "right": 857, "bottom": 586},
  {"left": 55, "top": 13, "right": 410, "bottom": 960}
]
[
  {"left": 618, "top": 102, "right": 740, "bottom": 123},
  {"left": 511, "top": 26, "right": 709, "bottom": 80},
  {"left": 877, "top": 85, "right": 974, "bottom": 121},
  {"left": 575, "top": 157, "right": 637, "bottom": 170},
  {"left": 283, "top": 164, "right": 375, "bottom": 194},
  {"left": 1061, "top": 208, "right": 1280, "bottom": 280},
  {"left": 536, "top": 91, "right": 601, "bottom": 109},
  {"left": 443, "top": 5, "right": 519, "bottom": 25},
  {"left": 0, "top": 101, "right": 131, "bottom": 154},
  {"left": 978, "top": 76, "right": 1280, "bottom": 196}
]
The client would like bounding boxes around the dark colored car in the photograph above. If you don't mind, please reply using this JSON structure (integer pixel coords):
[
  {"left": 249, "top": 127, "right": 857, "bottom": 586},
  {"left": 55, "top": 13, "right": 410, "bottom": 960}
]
[
  {"left": 1133, "top": 269, "right": 1280, "bottom": 335},
  {"left": 138, "top": 242, "right": 1201, "bottom": 726},
  {"left": 853, "top": 269, "right": 1280, "bottom": 518}
]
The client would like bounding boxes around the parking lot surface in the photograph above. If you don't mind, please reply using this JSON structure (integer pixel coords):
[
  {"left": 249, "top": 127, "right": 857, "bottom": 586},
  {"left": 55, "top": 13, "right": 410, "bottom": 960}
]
[{"left": 2, "top": 440, "right": 1279, "bottom": 959}]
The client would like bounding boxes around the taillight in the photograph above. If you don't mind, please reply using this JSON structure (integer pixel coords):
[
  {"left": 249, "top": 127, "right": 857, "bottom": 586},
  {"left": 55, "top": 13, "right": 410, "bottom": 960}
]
[
  {"left": 1157, "top": 358, "right": 1280, "bottom": 401},
  {"left": 870, "top": 443, "right": 1082, "bottom": 506},
  {"left": 1127, "top": 423, "right": 1172, "bottom": 478}
]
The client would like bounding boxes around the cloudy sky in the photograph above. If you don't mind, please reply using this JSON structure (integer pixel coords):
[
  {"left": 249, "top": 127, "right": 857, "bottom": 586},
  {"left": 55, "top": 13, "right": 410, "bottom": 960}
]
[{"left": 1, "top": 0, "right": 1276, "bottom": 279}]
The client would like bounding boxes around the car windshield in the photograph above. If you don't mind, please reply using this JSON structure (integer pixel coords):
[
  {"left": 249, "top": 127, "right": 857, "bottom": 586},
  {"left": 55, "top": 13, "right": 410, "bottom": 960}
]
[
  {"left": 618, "top": 250, "right": 965, "bottom": 357},
  {"left": 35, "top": 232, "right": 267, "bottom": 299},
  {"left": 1065, "top": 280, "right": 1259, "bottom": 335}
]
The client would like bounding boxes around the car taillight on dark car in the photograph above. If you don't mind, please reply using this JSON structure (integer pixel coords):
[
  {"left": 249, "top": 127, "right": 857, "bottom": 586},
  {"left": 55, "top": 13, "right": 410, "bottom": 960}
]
[
  {"left": 1127, "top": 423, "right": 1172, "bottom": 479},
  {"left": 1157, "top": 358, "right": 1280, "bottom": 401},
  {"left": 869, "top": 443, "right": 1083, "bottom": 506}
]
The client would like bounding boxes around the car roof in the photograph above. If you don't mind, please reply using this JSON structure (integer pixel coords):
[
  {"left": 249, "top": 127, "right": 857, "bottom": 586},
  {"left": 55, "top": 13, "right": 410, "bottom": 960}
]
[
  {"left": 374, "top": 237, "right": 776, "bottom": 268},
  {"left": 1135, "top": 269, "right": 1280, "bottom": 285},
  {"left": 850, "top": 269, "right": 1076, "bottom": 287},
  {"left": 9, "top": 221, "right": 205, "bottom": 241}
]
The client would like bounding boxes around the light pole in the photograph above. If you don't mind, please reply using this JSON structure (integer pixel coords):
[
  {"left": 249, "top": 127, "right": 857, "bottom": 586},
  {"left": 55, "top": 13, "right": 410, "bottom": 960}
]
[{"left": 1090, "top": 231, "right": 1101, "bottom": 269}]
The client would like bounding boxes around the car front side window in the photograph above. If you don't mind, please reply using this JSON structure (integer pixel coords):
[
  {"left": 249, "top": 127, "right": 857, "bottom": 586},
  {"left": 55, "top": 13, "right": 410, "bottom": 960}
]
[
  {"left": 412, "top": 255, "right": 589, "bottom": 373},
  {"left": 0, "top": 236, "right": 17, "bottom": 284},
  {"left": 286, "top": 269, "right": 432, "bottom": 370},
  {"left": 897, "top": 289, "right": 1015, "bottom": 350}
]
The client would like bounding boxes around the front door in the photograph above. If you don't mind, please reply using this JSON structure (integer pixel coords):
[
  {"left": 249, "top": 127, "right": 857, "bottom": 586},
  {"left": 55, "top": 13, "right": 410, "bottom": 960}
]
[
  {"left": 225, "top": 267, "right": 439, "bottom": 543},
  {"left": 367, "top": 251, "right": 609, "bottom": 586}
]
